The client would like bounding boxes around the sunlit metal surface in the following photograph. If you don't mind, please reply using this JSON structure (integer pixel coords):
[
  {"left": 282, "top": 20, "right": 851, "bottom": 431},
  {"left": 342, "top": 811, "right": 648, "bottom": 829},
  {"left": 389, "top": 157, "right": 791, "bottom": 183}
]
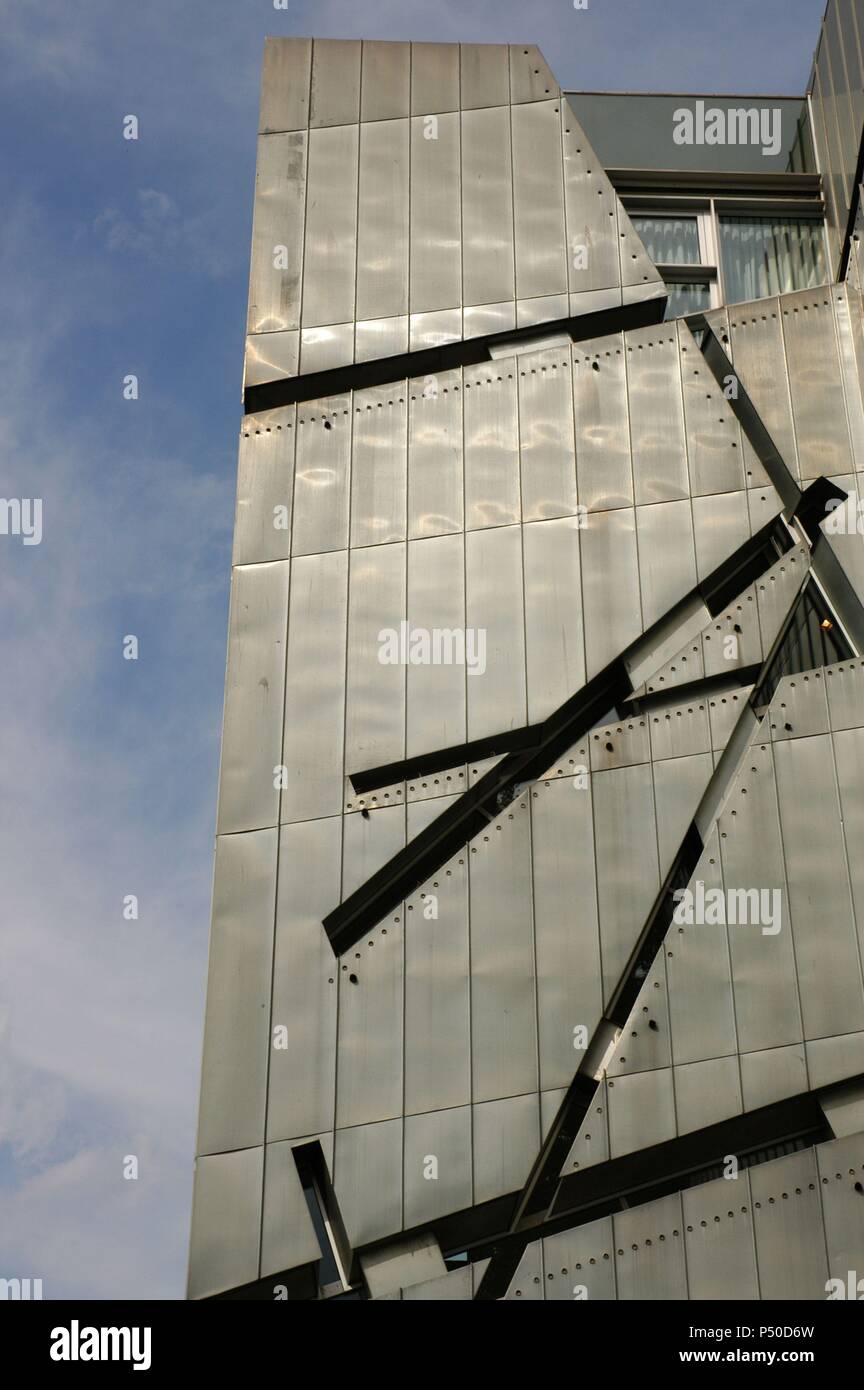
[{"left": 189, "top": 33, "right": 864, "bottom": 1301}]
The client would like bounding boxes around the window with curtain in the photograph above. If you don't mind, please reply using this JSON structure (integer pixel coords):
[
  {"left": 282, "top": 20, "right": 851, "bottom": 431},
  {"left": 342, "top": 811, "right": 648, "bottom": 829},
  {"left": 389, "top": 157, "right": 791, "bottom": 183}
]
[
  {"left": 719, "top": 216, "right": 826, "bottom": 304},
  {"left": 630, "top": 215, "right": 701, "bottom": 265},
  {"left": 663, "top": 281, "right": 712, "bottom": 320}
]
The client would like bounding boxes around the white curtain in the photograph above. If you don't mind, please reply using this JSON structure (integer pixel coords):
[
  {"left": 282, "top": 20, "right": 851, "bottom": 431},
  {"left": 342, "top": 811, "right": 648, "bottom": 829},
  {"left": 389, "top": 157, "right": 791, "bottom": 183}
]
[
  {"left": 631, "top": 215, "right": 701, "bottom": 265},
  {"left": 719, "top": 217, "right": 826, "bottom": 304}
]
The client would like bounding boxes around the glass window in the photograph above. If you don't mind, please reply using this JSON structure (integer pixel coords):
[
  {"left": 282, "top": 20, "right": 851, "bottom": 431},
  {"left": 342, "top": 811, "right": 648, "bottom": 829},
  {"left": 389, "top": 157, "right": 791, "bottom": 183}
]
[
  {"left": 631, "top": 214, "right": 702, "bottom": 265},
  {"left": 719, "top": 216, "right": 826, "bottom": 304},
  {"left": 663, "top": 280, "right": 712, "bottom": 319}
]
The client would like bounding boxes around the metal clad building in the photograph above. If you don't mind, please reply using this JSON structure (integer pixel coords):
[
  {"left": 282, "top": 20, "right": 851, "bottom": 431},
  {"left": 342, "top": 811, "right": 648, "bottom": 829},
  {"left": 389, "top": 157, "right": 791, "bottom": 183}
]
[{"left": 190, "top": 24, "right": 864, "bottom": 1301}]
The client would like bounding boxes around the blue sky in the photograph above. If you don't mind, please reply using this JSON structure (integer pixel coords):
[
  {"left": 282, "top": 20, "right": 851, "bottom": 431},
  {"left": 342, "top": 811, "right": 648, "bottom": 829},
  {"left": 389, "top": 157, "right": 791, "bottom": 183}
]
[{"left": 0, "top": 0, "right": 826, "bottom": 1299}]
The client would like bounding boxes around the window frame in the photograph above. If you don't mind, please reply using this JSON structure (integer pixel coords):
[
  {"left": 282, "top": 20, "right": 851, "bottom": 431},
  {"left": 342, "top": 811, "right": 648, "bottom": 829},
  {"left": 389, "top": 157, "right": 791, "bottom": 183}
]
[{"left": 625, "top": 197, "right": 830, "bottom": 311}]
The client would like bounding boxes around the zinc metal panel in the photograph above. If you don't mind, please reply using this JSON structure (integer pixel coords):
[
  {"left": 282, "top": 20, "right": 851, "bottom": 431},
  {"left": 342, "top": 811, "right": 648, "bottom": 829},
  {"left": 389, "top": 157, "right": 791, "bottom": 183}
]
[
  {"left": 679, "top": 320, "right": 746, "bottom": 496},
  {"left": 718, "top": 741, "right": 803, "bottom": 1054},
  {"left": 298, "top": 322, "right": 354, "bottom": 374},
  {"left": 835, "top": 726, "right": 864, "bottom": 961},
  {"left": 350, "top": 387, "right": 408, "bottom": 548},
  {"left": 300, "top": 124, "right": 359, "bottom": 329},
  {"left": 334, "top": 1118, "right": 403, "bottom": 1247},
  {"left": 406, "top": 790, "right": 460, "bottom": 835},
  {"left": 188, "top": 1147, "right": 264, "bottom": 1299},
  {"left": 703, "top": 583, "right": 763, "bottom": 679},
  {"left": 518, "top": 351, "right": 578, "bottom": 522},
  {"left": 607, "top": 953, "right": 671, "bottom": 1077},
  {"left": 469, "top": 801, "right": 538, "bottom": 1103},
  {"left": 652, "top": 752, "right": 713, "bottom": 878},
  {"left": 260, "top": 1140, "right": 322, "bottom": 1278},
  {"left": 234, "top": 412, "right": 296, "bottom": 565},
  {"left": 464, "top": 525, "right": 527, "bottom": 740},
  {"left": 739, "top": 1044, "right": 808, "bottom": 1111},
  {"left": 541, "top": 1088, "right": 567, "bottom": 1139},
  {"left": 464, "top": 370, "right": 520, "bottom": 530},
  {"left": 523, "top": 516, "right": 585, "bottom": 724},
  {"left": 406, "top": 767, "right": 467, "bottom": 806},
  {"left": 402, "top": 1267, "right": 474, "bottom": 1300},
  {"left": 746, "top": 483, "right": 784, "bottom": 532},
  {"left": 336, "top": 807, "right": 405, "bottom": 1129},
  {"left": 460, "top": 107, "right": 515, "bottom": 311},
  {"left": 827, "top": 659, "right": 864, "bottom": 732},
  {"left": 509, "top": 45, "right": 558, "bottom": 104},
  {"left": 817, "top": 1133, "right": 864, "bottom": 1288},
  {"left": 588, "top": 717, "right": 650, "bottom": 774},
  {"left": 781, "top": 289, "right": 853, "bottom": 480},
  {"left": 833, "top": 290, "right": 864, "bottom": 474},
  {"left": 648, "top": 699, "right": 711, "bottom": 763},
  {"left": 345, "top": 542, "right": 406, "bottom": 777},
  {"left": 562, "top": 120, "right": 620, "bottom": 294},
  {"left": 768, "top": 671, "right": 829, "bottom": 742},
  {"left": 464, "top": 301, "right": 517, "bottom": 339},
  {"left": 531, "top": 776, "right": 602, "bottom": 1092},
  {"left": 355, "top": 315, "right": 408, "bottom": 362},
  {"left": 404, "top": 851, "right": 471, "bottom": 1115},
  {"left": 727, "top": 304, "right": 799, "bottom": 486},
  {"left": 560, "top": 1078, "right": 610, "bottom": 1176},
  {"left": 356, "top": 118, "right": 410, "bottom": 323},
  {"left": 268, "top": 817, "right": 341, "bottom": 1142},
  {"left": 824, "top": 2, "right": 860, "bottom": 181},
  {"left": 406, "top": 533, "right": 466, "bottom": 759},
  {"left": 682, "top": 1174, "right": 759, "bottom": 1301},
  {"left": 197, "top": 828, "right": 278, "bottom": 1155},
  {"left": 410, "top": 42, "right": 459, "bottom": 116},
  {"left": 570, "top": 286, "right": 621, "bottom": 316},
  {"left": 281, "top": 551, "right": 348, "bottom": 825},
  {"left": 774, "top": 734, "right": 864, "bottom": 1038},
  {"left": 750, "top": 1149, "right": 828, "bottom": 1300},
  {"left": 673, "top": 1056, "right": 743, "bottom": 1135},
  {"left": 291, "top": 400, "right": 351, "bottom": 555},
  {"left": 511, "top": 100, "right": 568, "bottom": 301},
  {"left": 409, "top": 112, "right": 461, "bottom": 316},
  {"left": 572, "top": 336, "right": 633, "bottom": 512},
  {"left": 407, "top": 366, "right": 463, "bottom": 538},
  {"left": 643, "top": 634, "right": 705, "bottom": 699},
  {"left": 403, "top": 1107, "right": 473, "bottom": 1227},
  {"left": 217, "top": 561, "right": 289, "bottom": 836},
  {"left": 360, "top": 41, "right": 410, "bottom": 122},
  {"left": 459, "top": 43, "right": 510, "bottom": 111},
  {"left": 409, "top": 306, "right": 463, "bottom": 351},
  {"left": 692, "top": 491, "right": 750, "bottom": 583},
  {"left": 806, "top": 1031, "right": 864, "bottom": 1090},
  {"left": 607, "top": 1068, "right": 676, "bottom": 1158},
  {"left": 592, "top": 762, "right": 660, "bottom": 1006},
  {"left": 708, "top": 688, "right": 753, "bottom": 753},
  {"left": 816, "top": 36, "right": 851, "bottom": 216},
  {"left": 473, "top": 1092, "right": 541, "bottom": 1205},
  {"left": 244, "top": 330, "right": 300, "bottom": 387},
  {"left": 753, "top": 547, "right": 809, "bottom": 657},
  {"left": 666, "top": 832, "right": 738, "bottom": 1066},
  {"left": 580, "top": 508, "right": 642, "bottom": 679},
  {"left": 247, "top": 131, "right": 307, "bottom": 335},
  {"left": 504, "top": 1242, "right": 545, "bottom": 1301},
  {"left": 635, "top": 499, "right": 697, "bottom": 631},
  {"left": 517, "top": 293, "right": 568, "bottom": 328},
  {"left": 626, "top": 326, "right": 689, "bottom": 504},
  {"left": 309, "top": 38, "right": 361, "bottom": 128},
  {"left": 341, "top": 800, "right": 407, "bottom": 900},
  {"left": 543, "top": 1217, "right": 616, "bottom": 1302},
  {"left": 259, "top": 38, "right": 312, "bottom": 133},
  {"left": 613, "top": 1193, "right": 687, "bottom": 1300}
]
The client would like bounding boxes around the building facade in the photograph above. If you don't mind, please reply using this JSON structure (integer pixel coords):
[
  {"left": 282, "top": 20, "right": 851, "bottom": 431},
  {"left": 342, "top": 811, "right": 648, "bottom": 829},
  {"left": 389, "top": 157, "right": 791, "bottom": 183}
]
[{"left": 189, "top": 17, "right": 864, "bottom": 1301}]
